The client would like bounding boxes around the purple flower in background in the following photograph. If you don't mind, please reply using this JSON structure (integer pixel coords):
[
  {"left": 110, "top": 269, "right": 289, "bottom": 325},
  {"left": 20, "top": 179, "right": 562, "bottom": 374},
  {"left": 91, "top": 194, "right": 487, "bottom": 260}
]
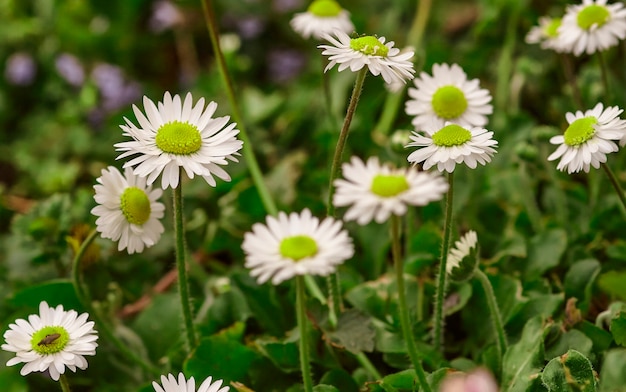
[
  {"left": 4, "top": 52, "right": 36, "bottom": 86},
  {"left": 236, "top": 16, "right": 266, "bottom": 39},
  {"left": 267, "top": 48, "right": 306, "bottom": 83},
  {"left": 91, "top": 63, "right": 142, "bottom": 112},
  {"left": 149, "top": 0, "right": 184, "bottom": 33},
  {"left": 273, "top": 0, "right": 303, "bottom": 13},
  {"left": 55, "top": 53, "right": 85, "bottom": 87}
]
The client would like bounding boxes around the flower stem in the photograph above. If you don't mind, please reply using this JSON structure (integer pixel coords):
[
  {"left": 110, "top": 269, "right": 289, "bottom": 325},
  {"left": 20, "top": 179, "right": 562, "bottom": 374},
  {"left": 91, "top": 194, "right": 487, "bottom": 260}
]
[
  {"left": 391, "top": 215, "right": 432, "bottom": 392},
  {"left": 559, "top": 54, "right": 583, "bottom": 109},
  {"left": 601, "top": 163, "right": 626, "bottom": 213},
  {"left": 433, "top": 172, "right": 454, "bottom": 351},
  {"left": 296, "top": 276, "right": 314, "bottom": 392},
  {"left": 59, "top": 374, "right": 71, "bottom": 392},
  {"left": 355, "top": 352, "right": 383, "bottom": 380},
  {"left": 495, "top": 3, "right": 520, "bottom": 114},
  {"left": 597, "top": 50, "right": 611, "bottom": 102},
  {"left": 200, "top": 0, "right": 277, "bottom": 216},
  {"left": 475, "top": 269, "right": 508, "bottom": 371}
]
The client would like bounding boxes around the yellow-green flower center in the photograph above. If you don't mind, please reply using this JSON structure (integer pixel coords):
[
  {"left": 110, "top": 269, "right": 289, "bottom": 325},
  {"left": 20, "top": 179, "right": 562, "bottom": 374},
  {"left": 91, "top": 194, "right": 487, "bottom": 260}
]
[
  {"left": 432, "top": 124, "right": 472, "bottom": 147},
  {"left": 155, "top": 121, "right": 202, "bottom": 155},
  {"left": 370, "top": 175, "right": 410, "bottom": 197},
  {"left": 31, "top": 326, "right": 70, "bottom": 355},
  {"left": 120, "top": 187, "right": 151, "bottom": 225},
  {"left": 349, "top": 36, "right": 389, "bottom": 57},
  {"left": 431, "top": 86, "right": 468, "bottom": 119},
  {"left": 544, "top": 18, "right": 562, "bottom": 38},
  {"left": 308, "top": 0, "right": 342, "bottom": 17},
  {"left": 577, "top": 5, "right": 610, "bottom": 30},
  {"left": 279, "top": 235, "right": 318, "bottom": 261},
  {"left": 564, "top": 116, "right": 597, "bottom": 146}
]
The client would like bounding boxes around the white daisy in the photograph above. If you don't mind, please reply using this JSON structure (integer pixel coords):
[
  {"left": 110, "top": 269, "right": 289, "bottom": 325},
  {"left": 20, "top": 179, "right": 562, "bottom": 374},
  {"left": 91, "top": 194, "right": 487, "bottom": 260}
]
[
  {"left": 548, "top": 103, "right": 626, "bottom": 173},
  {"left": 405, "top": 63, "right": 493, "bottom": 129},
  {"left": 152, "top": 373, "right": 229, "bottom": 392},
  {"left": 333, "top": 156, "right": 448, "bottom": 225},
  {"left": 318, "top": 31, "right": 415, "bottom": 85},
  {"left": 290, "top": 0, "right": 354, "bottom": 40},
  {"left": 406, "top": 121, "right": 498, "bottom": 173},
  {"left": 526, "top": 16, "right": 567, "bottom": 52},
  {"left": 91, "top": 166, "right": 165, "bottom": 254},
  {"left": 2, "top": 301, "right": 98, "bottom": 381},
  {"left": 242, "top": 209, "right": 354, "bottom": 285},
  {"left": 446, "top": 230, "right": 478, "bottom": 275},
  {"left": 558, "top": 0, "right": 626, "bottom": 56},
  {"left": 115, "top": 92, "right": 243, "bottom": 189}
]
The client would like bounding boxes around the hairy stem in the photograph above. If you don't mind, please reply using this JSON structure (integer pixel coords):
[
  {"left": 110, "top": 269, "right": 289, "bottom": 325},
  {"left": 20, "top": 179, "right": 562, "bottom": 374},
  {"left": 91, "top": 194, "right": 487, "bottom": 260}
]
[
  {"left": 475, "top": 269, "right": 508, "bottom": 371},
  {"left": 296, "top": 276, "right": 314, "bottom": 392}
]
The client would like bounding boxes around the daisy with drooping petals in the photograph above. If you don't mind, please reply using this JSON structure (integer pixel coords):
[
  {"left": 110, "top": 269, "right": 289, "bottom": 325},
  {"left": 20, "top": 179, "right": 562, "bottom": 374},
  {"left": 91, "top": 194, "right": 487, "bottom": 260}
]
[
  {"left": 405, "top": 63, "right": 493, "bottom": 129},
  {"left": 526, "top": 16, "right": 567, "bottom": 52},
  {"left": 333, "top": 156, "right": 448, "bottom": 225},
  {"left": 406, "top": 121, "right": 498, "bottom": 173},
  {"left": 152, "top": 373, "right": 229, "bottom": 392},
  {"left": 319, "top": 31, "right": 415, "bottom": 84},
  {"left": 2, "top": 301, "right": 98, "bottom": 381},
  {"left": 446, "top": 230, "right": 478, "bottom": 275},
  {"left": 115, "top": 92, "right": 243, "bottom": 189},
  {"left": 91, "top": 166, "right": 165, "bottom": 254},
  {"left": 548, "top": 103, "right": 626, "bottom": 173},
  {"left": 242, "top": 209, "right": 354, "bottom": 285},
  {"left": 558, "top": 0, "right": 626, "bottom": 56},
  {"left": 290, "top": 0, "right": 354, "bottom": 40}
]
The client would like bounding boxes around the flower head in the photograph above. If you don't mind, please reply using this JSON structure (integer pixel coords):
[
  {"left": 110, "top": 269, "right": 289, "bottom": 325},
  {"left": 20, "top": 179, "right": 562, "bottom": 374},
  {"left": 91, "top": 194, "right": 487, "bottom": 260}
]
[
  {"left": 548, "top": 103, "right": 626, "bottom": 173},
  {"left": 558, "top": 0, "right": 626, "bottom": 56},
  {"left": 115, "top": 92, "right": 243, "bottom": 189},
  {"left": 447, "top": 230, "right": 479, "bottom": 282},
  {"left": 405, "top": 63, "right": 493, "bottom": 129},
  {"left": 91, "top": 166, "right": 165, "bottom": 254},
  {"left": 526, "top": 16, "right": 567, "bottom": 52},
  {"left": 290, "top": 0, "right": 354, "bottom": 40},
  {"left": 242, "top": 209, "right": 354, "bottom": 285},
  {"left": 152, "top": 373, "right": 229, "bottom": 392},
  {"left": 319, "top": 31, "right": 415, "bottom": 84},
  {"left": 2, "top": 301, "right": 98, "bottom": 381},
  {"left": 406, "top": 121, "right": 498, "bottom": 173},
  {"left": 333, "top": 156, "right": 448, "bottom": 225},
  {"left": 439, "top": 369, "right": 499, "bottom": 392}
]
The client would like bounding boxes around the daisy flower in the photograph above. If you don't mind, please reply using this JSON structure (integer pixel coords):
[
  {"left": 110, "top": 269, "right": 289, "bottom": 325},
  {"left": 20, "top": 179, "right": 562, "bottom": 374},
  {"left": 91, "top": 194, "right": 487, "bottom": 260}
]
[
  {"left": 333, "top": 156, "right": 448, "bottom": 225},
  {"left": 242, "top": 209, "right": 354, "bottom": 285},
  {"left": 319, "top": 31, "right": 415, "bottom": 85},
  {"left": 548, "top": 103, "right": 626, "bottom": 173},
  {"left": 152, "top": 373, "right": 229, "bottom": 392},
  {"left": 558, "top": 0, "right": 626, "bottom": 56},
  {"left": 439, "top": 369, "right": 498, "bottom": 392},
  {"left": 447, "top": 230, "right": 478, "bottom": 275},
  {"left": 115, "top": 92, "right": 243, "bottom": 189},
  {"left": 91, "top": 166, "right": 165, "bottom": 254},
  {"left": 526, "top": 16, "right": 567, "bottom": 52},
  {"left": 290, "top": 0, "right": 354, "bottom": 40},
  {"left": 2, "top": 301, "right": 98, "bottom": 381},
  {"left": 405, "top": 63, "right": 493, "bottom": 129},
  {"left": 406, "top": 121, "right": 498, "bottom": 173}
]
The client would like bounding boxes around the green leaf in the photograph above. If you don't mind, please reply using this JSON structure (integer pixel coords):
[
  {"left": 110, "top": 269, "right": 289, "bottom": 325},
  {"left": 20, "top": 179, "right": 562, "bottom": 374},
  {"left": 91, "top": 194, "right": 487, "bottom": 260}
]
[
  {"left": 609, "top": 312, "right": 626, "bottom": 346},
  {"left": 575, "top": 321, "right": 613, "bottom": 353},
  {"left": 313, "top": 386, "right": 340, "bottom": 392},
  {"left": 525, "top": 229, "right": 567, "bottom": 279},
  {"left": 0, "top": 366, "right": 28, "bottom": 392},
  {"left": 599, "top": 349, "right": 626, "bottom": 392},
  {"left": 564, "top": 259, "right": 601, "bottom": 313},
  {"left": 444, "top": 282, "right": 473, "bottom": 316},
  {"left": 597, "top": 271, "right": 626, "bottom": 301},
  {"left": 377, "top": 369, "right": 419, "bottom": 391},
  {"left": 255, "top": 338, "right": 300, "bottom": 373},
  {"left": 544, "top": 329, "right": 593, "bottom": 360},
  {"left": 131, "top": 293, "right": 181, "bottom": 361},
  {"left": 10, "top": 279, "right": 83, "bottom": 311},
  {"left": 502, "top": 317, "right": 549, "bottom": 392},
  {"left": 326, "top": 309, "right": 375, "bottom": 354},
  {"left": 541, "top": 350, "right": 597, "bottom": 392},
  {"left": 319, "top": 369, "right": 359, "bottom": 392}
]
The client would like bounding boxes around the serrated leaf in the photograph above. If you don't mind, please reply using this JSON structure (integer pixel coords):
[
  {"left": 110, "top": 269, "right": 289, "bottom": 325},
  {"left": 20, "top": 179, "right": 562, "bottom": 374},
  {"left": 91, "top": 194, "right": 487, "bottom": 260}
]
[
  {"left": 502, "top": 317, "right": 549, "bottom": 392},
  {"left": 525, "top": 229, "right": 567, "bottom": 279},
  {"left": 541, "top": 350, "right": 597, "bottom": 392},
  {"left": 326, "top": 309, "right": 375, "bottom": 353}
]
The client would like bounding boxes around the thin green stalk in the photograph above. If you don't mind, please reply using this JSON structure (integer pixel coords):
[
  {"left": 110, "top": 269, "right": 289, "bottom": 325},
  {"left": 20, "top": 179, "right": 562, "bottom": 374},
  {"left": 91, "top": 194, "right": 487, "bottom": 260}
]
[
  {"left": 518, "top": 162, "right": 543, "bottom": 233},
  {"left": 296, "top": 276, "right": 314, "bottom": 392},
  {"left": 559, "top": 54, "right": 583, "bottom": 109},
  {"left": 200, "top": 0, "right": 277, "bottom": 216},
  {"left": 433, "top": 172, "right": 454, "bottom": 351},
  {"left": 59, "top": 374, "right": 71, "bottom": 392},
  {"left": 173, "top": 174, "right": 198, "bottom": 351},
  {"left": 71, "top": 230, "right": 160, "bottom": 375},
  {"left": 601, "top": 163, "right": 626, "bottom": 213},
  {"left": 597, "top": 50, "right": 611, "bottom": 102},
  {"left": 495, "top": 4, "right": 520, "bottom": 113},
  {"left": 475, "top": 269, "right": 508, "bottom": 371},
  {"left": 391, "top": 215, "right": 432, "bottom": 392},
  {"left": 355, "top": 352, "right": 383, "bottom": 380}
]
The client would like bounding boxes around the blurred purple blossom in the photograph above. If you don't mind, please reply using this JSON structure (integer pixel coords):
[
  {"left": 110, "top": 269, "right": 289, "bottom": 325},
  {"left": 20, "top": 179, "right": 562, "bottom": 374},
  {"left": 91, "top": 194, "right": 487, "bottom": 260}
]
[
  {"left": 91, "top": 63, "right": 142, "bottom": 113},
  {"left": 236, "top": 16, "right": 266, "bottom": 39},
  {"left": 267, "top": 48, "right": 306, "bottom": 83},
  {"left": 272, "top": 0, "right": 303, "bottom": 13},
  {"left": 149, "top": 0, "right": 184, "bottom": 33},
  {"left": 4, "top": 52, "right": 36, "bottom": 86},
  {"left": 55, "top": 53, "right": 85, "bottom": 87}
]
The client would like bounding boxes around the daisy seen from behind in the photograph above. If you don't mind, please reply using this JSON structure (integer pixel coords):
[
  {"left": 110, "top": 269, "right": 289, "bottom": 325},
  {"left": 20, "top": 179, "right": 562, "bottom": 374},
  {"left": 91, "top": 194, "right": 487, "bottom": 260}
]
[
  {"left": 526, "top": 16, "right": 567, "bottom": 52},
  {"left": 91, "top": 166, "right": 165, "bottom": 254},
  {"left": 405, "top": 63, "right": 493, "bottom": 129},
  {"left": 242, "top": 209, "right": 354, "bottom": 285},
  {"left": 115, "top": 92, "right": 243, "bottom": 190},
  {"left": 406, "top": 120, "right": 498, "bottom": 173},
  {"left": 558, "top": 0, "right": 626, "bottom": 56},
  {"left": 319, "top": 31, "right": 415, "bottom": 85},
  {"left": 446, "top": 230, "right": 478, "bottom": 279},
  {"left": 548, "top": 103, "right": 626, "bottom": 173},
  {"left": 290, "top": 0, "right": 354, "bottom": 40},
  {"left": 152, "top": 373, "right": 229, "bottom": 392},
  {"left": 333, "top": 156, "right": 448, "bottom": 225},
  {"left": 2, "top": 301, "right": 98, "bottom": 381}
]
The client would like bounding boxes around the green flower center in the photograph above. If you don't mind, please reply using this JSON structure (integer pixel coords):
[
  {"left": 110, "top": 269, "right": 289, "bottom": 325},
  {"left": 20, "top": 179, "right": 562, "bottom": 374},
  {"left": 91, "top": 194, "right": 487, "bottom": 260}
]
[
  {"left": 308, "top": 0, "right": 342, "bottom": 17},
  {"left": 564, "top": 116, "right": 597, "bottom": 146},
  {"left": 31, "top": 326, "right": 70, "bottom": 355},
  {"left": 349, "top": 36, "right": 389, "bottom": 57},
  {"left": 155, "top": 121, "right": 202, "bottom": 155},
  {"left": 120, "top": 187, "right": 151, "bottom": 225},
  {"left": 544, "top": 18, "right": 562, "bottom": 37},
  {"left": 577, "top": 5, "right": 610, "bottom": 30},
  {"left": 432, "top": 124, "right": 472, "bottom": 147},
  {"left": 431, "top": 86, "right": 468, "bottom": 119},
  {"left": 279, "top": 235, "right": 318, "bottom": 261},
  {"left": 370, "top": 175, "right": 410, "bottom": 197}
]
